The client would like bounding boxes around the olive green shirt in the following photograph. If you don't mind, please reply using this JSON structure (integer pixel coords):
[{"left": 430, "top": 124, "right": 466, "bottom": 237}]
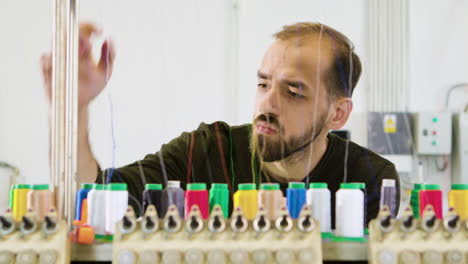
[{"left": 98, "top": 121, "right": 400, "bottom": 226}]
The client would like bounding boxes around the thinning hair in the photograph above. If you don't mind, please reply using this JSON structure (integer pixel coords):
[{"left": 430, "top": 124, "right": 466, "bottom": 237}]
[{"left": 273, "top": 22, "right": 362, "bottom": 99}]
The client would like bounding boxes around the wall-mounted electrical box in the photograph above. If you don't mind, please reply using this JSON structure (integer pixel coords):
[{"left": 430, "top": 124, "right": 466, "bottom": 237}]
[
  {"left": 452, "top": 113, "right": 468, "bottom": 184},
  {"left": 414, "top": 112, "right": 452, "bottom": 155},
  {"left": 368, "top": 112, "right": 413, "bottom": 155}
]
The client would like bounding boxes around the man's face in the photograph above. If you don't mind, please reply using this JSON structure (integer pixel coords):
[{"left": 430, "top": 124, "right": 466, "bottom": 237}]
[{"left": 253, "top": 37, "right": 334, "bottom": 162}]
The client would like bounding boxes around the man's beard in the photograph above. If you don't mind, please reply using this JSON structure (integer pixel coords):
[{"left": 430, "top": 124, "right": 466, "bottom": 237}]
[{"left": 252, "top": 113, "right": 328, "bottom": 162}]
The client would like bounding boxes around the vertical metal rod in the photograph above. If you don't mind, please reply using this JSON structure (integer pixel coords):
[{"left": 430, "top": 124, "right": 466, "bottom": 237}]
[
  {"left": 65, "top": 0, "right": 79, "bottom": 228},
  {"left": 52, "top": 0, "right": 66, "bottom": 221},
  {"left": 51, "top": 0, "right": 79, "bottom": 228}
]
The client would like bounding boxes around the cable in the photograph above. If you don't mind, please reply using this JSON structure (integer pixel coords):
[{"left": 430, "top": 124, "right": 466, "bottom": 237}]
[
  {"left": 445, "top": 83, "right": 468, "bottom": 110},
  {"left": 0, "top": 161, "right": 19, "bottom": 185},
  {"left": 434, "top": 156, "right": 449, "bottom": 172}
]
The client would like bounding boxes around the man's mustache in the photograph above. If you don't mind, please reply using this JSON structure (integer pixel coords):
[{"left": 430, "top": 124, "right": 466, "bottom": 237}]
[{"left": 254, "top": 114, "right": 280, "bottom": 128}]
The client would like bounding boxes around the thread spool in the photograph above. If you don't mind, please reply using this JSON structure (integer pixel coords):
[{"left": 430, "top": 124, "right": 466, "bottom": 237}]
[
  {"left": 380, "top": 179, "right": 397, "bottom": 217},
  {"left": 13, "top": 184, "right": 31, "bottom": 222},
  {"left": 185, "top": 183, "right": 209, "bottom": 220},
  {"left": 161, "top": 181, "right": 185, "bottom": 218},
  {"left": 87, "top": 184, "right": 107, "bottom": 237},
  {"left": 105, "top": 183, "right": 129, "bottom": 234},
  {"left": 335, "top": 183, "right": 364, "bottom": 237},
  {"left": 143, "top": 184, "right": 163, "bottom": 218},
  {"left": 27, "top": 184, "right": 54, "bottom": 221},
  {"left": 258, "top": 183, "right": 283, "bottom": 220},
  {"left": 410, "top": 183, "right": 424, "bottom": 219},
  {"left": 209, "top": 183, "right": 229, "bottom": 218},
  {"left": 449, "top": 184, "right": 468, "bottom": 220},
  {"left": 306, "top": 183, "right": 331, "bottom": 233},
  {"left": 286, "top": 182, "right": 306, "bottom": 219},
  {"left": 419, "top": 184, "right": 442, "bottom": 219},
  {"left": 233, "top": 183, "right": 258, "bottom": 220},
  {"left": 353, "top": 182, "right": 367, "bottom": 227},
  {"left": 75, "top": 183, "right": 93, "bottom": 222}
]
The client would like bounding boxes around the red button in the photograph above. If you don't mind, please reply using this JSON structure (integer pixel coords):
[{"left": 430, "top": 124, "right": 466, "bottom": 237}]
[{"left": 432, "top": 131, "right": 437, "bottom": 136}]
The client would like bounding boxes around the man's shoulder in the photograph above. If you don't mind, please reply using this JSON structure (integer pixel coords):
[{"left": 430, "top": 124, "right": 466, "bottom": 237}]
[
  {"left": 194, "top": 121, "right": 252, "bottom": 138},
  {"left": 328, "top": 133, "right": 396, "bottom": 175}
]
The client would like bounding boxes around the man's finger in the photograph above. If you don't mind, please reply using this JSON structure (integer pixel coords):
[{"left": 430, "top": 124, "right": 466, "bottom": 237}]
[
  {"left": 40, "top": 53, "right": 52, "bottom": 75},
  {"left": 98, "top": 39, "right": 116, "bottom": 75},
  {"left": 79, "top": 22, "right": 102, "bottom": 40}
]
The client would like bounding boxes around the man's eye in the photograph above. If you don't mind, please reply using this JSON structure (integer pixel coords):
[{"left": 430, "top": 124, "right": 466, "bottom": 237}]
[
  {"left": 257, "top": 83, "right": 267, "bottom": 89},
  {"left": 288, "top": 90, "right": 304, "bottom": 99}
]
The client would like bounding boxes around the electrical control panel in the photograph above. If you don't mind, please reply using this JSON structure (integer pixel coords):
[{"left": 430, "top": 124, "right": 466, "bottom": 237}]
[
  {"left": 452, "top": 113, "right": 468, "bottom": 184},
  {"left": 368, "top": 112, "right": 413, "bottom": 155},
  {"left": 0, "top": 208, "right": 70, "bottom": 263},
  {"left": 414, "top": 112, "right": 452, "bottom": 155},
  {"left": 113, "top": 204, "right": 322, "bottom": 264},
  {"left": 368, "top": 205, "right": 468, "bottom": 264}
]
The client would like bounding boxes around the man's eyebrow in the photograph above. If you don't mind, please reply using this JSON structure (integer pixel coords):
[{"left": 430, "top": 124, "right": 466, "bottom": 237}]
[
  {"left": 284, "top": 80, "right": 307, "bottom": 90},
  {"left": 257, "top": 70, "right": 270, "bottom": 79},
  {"left": 257, "top": 70, "right": 308, "bottom": 90}
]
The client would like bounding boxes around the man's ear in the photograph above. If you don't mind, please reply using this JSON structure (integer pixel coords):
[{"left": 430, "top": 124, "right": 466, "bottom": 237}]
[{"left": 327, "top": 97, "right": 353, "bottom": 130}]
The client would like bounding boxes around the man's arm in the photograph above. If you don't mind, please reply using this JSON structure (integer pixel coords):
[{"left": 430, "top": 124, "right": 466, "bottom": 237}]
[
  {"left": 77, "top": 109, "right": 99, "bottom": 185},
  {"left": 41, "top": 23, "right": 115, "bottom": 185}
]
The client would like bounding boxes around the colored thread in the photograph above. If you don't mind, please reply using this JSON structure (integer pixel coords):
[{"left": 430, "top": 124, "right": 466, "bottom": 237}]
[
  {"left": 106, "top": 93, "right": 116, "bottom": 183},
  {"left": 105, "top": 183, "right": 129, "bottom": 234},
  {"left": 158, "top": 150, "right": 169, "bottom": 185},
  {"left": 228, "top": 126, "right": 236, "bottom": 189},
  {"left": 258, "top": 183, "right": 283, "bottom": 220},
  {"left": 449, "top": 184, "right": 468, "bottom": 220},
  {"left": 233, "top": 183, "right": 258, "bottom": 220},
  {"left": 307, "top": 183, "right": 331, "bottom": 233},
  {"left": 305, "top": 24, "right": 324, "bottom": 186},
  {"left": 13, "top": 184, "right": 31, "bottom": 222},
  {"left": 186, "top": 132, "right": 195, "bottom": 184},
  {"left": 75, "top": 183, "right": 93, "bottom": 221},
  {"left": 380, "top": 179, "right": 397, "bottom": 217},
  {"left": 161, "top": 181, "right": 185, "bottom": 218},
  {"left": 335, "top": 183, "right": 364, "bottom": 238},
  {"left": 143, "top": 184, "right": 163, "bottom": 217},
  {"left": 419, "top": 184, "right": 442, "bottom": 219},
  {"left": 214, "top": 122, "right": 233, "bottom": 195},
  {"left": 209, "top": 183, "right": 229, "bottom": 218},
  {"left": 250, "top": 148, "right": 256, "bottom": 185},
  {"left": 286, "top": 182, "right": 306, "bottom": 219},
  {"left": 185, "top": 183, "right": 209, "bottom": 219}
]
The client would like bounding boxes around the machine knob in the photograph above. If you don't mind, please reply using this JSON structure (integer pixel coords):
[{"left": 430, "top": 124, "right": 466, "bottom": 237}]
[
  {"left": 447, "top": 215, "right": 459, "bottom": 229},
  {"left": 425, "top": 216, "right": 436, "bottom": 228},
  {"left": 22, "top": 216, "right": 34, "bottom": 231},
  {"left": 0, "top": 216, "right": 12, "bottom": 230},
  {"left": 212, "top": 216, "right": 222, "bottom": 230},
  {"left": 145, "top": 216, "right": 155, "bottom": 230},
  {"left": 403, "top": 216, "right": 413, "bottom": 229},
  {"left": 257, "top": 216, "right": 267, "bottom": 229},
  {"left": 381, "top": 215, "right": 391, "bottom": 228},
  {"left": 44, "top": 216, "right": 56, "bottom": 230},
  {"left": 234, "top": 216, "right": 244, "bottom": 229},
  {"left": 189, "top": 216, "right": 199, "bottom": 230},
  {"left": 122, "top": 216, "right": 133, "bottom": 230},
  {"left": 168, "top": 216, "right": 177, "bottom": 229}
]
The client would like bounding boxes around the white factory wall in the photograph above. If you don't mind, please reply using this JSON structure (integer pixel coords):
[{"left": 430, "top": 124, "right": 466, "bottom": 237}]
[
  {"left": 0, "top": 0, "right": 467, "bottom": 212},
  {"left": 409, "top": 0, "right": 468, "bottom": 113},
  {"left": 407, "top": 0, "right": 468, "bottom": 213}
]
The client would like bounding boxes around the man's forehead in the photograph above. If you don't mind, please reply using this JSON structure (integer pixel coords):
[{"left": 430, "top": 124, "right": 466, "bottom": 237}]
[{"left": 260, "top": 37, "right": 333, "bottom": 76}]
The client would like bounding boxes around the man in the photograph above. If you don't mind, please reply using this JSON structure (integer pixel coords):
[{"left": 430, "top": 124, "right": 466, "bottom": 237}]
[{"left": 41, "top": 22, "right": 399, "bottom": 225}]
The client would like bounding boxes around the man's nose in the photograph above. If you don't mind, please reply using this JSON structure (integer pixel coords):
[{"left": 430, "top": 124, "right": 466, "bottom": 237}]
[{"left": 260, "top": 83, "right": 282, "bottom": 115}]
